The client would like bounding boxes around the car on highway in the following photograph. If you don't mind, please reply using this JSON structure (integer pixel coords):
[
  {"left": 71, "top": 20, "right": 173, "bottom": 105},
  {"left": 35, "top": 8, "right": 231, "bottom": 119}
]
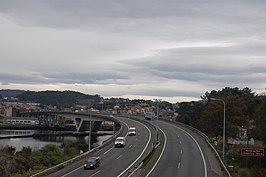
[
  {"left": 84, "top": 157, "right": 100, "bottom": 169},
  {"left": 115, "top": 137, "right": 126, "bottom": 147},
  {"left": 128, "top": 127, "right": 136, "bottom": 136}
]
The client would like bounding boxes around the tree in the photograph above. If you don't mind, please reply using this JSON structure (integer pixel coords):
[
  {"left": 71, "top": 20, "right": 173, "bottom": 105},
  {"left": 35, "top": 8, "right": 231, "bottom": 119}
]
[
  {"left": 199, "top": 95, "right": 247, "bottom": 138},
  {"left": 253, "top": 96, "right": 266, "bottom": 142},
  {"left": 176, "top": 101, "right": 205, "bottom": 128},
  {"left": 40, "top": 144, "right": 63, "bottom": 166}
]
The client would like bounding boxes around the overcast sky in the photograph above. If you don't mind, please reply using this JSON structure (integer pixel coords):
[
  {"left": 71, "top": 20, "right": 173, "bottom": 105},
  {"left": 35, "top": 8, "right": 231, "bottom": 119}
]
[{"left": 1, "top": 0, "right": 266, "bottom": 103}]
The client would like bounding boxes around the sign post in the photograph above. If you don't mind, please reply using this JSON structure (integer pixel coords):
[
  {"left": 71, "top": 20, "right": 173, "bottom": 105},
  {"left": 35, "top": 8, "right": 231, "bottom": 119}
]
[
  {"left": 241, "top": 148, "right": 264, "bottom": 157},
  {"left": 241, "top": 148, "right": 264, "bottom": 170}
]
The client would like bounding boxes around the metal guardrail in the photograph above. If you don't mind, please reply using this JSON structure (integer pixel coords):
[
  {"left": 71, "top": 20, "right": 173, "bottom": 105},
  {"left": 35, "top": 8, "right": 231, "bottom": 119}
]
[
  {"left": 162, "top": 119, "right": 232, "bottom": 177},
  {"left": 30, "top": 117, "right": 123, "bottom": 177}
]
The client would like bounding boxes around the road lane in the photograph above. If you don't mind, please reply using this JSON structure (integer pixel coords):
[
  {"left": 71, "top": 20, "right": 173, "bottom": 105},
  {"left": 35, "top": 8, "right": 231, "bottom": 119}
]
[
  {"left": 46, "top": 117, "right": 151, "bottom": 177},
  {"left": 148, "top": 120, "right": 209, "bottom": 177}
]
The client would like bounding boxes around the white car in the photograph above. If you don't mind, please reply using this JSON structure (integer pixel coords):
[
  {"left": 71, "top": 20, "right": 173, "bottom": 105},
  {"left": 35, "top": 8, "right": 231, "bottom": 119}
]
[
  {"left": 115, "top": 137, "right": 126, "bottom": 147},
  {"left": 128, "top": 127, "right": 136, "bottom": 136}
]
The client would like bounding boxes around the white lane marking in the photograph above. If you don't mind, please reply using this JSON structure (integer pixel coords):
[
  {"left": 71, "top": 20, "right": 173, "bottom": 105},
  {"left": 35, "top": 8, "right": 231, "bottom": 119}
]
[
  {"left": 129, "top": 145, "right": 133, "bottom": 148},
  {"left": 145, "top": 127, "right": 167, "bottom": 177},
  {"left": 180, "top": 141, "right": 182, "bottom": 144},
  {"left": 178, "top": 162, "right": 181, "bottom": 169},
  {"left": 89, "top": 170, "right": 101, "bottom": 177},
  {"left": 117, "top": 118, "right": 152, "bottom": 177},
  {"left": 103, "top": 146, "right": 114, "bottom": 155},
  {"left": 117, "top": 155, "right": 123, "bottom": 160},
  {"left": 61, "top": 166, "right": 83, "bottom": 177},
  {"left": 167, "top": 123, "right": 208, "bottom": 177},
  {"left": 121, "top": 121, "right": 130, "bottom": 138},
  {"left": 61, "top": 120, "right": 130, "bottom": 177},
  {"left": 181, "top": 149, "right": 183, "bottom": 154},
  {"left": 185, "top": 132, "right": 207, "bottom": 177}
]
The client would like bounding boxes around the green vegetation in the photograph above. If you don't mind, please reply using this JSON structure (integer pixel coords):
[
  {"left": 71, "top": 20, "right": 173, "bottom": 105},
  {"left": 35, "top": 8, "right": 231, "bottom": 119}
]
[
  {"left": 176, "top": 87, "right": 266, "bottom": 177},
  {"left": 17, "top": 90, "right": 101, "bottom": 107},
  {"left": 0, "top": 140, "right": 88, "bottom": 177},
  {"left": 0, "top": 89, "right": 25, "bottom": 98}
]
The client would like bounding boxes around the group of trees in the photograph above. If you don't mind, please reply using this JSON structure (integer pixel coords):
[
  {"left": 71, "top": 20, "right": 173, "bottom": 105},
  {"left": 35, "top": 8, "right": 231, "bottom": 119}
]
[
  {"left": 176, "top": 87, "right": 266, "bottom": 176},
  {"left": 0, "top": 140, "right": 88, "bottom": 177},
  {"left": 17, "top": 90, "right": 101, "bottom": 107},
  {"left": 177, "top": 87, "right": 266, "bottom": 142}
]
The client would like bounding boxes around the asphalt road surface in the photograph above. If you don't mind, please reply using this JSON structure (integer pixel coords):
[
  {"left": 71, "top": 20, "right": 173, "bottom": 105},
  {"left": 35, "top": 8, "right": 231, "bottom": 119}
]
[
  {"left": 147, "top": 120, "right": 223, "bottom": 177},
  {"left": 46, "top": 116, "right": 151, "bottom": 177}
]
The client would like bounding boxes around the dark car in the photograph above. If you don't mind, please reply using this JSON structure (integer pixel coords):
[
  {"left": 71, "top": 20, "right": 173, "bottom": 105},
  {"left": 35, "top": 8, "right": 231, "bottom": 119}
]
[{"left": 84, "top": 157, "right": 100, "bottom": 169}]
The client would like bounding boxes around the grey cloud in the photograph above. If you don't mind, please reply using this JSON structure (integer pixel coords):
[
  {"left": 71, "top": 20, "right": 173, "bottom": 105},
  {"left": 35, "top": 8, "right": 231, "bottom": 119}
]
[
  {"left": 1, "top": 0, "right": 266, "bottom": 101},
  {"left": 1, "top": 1, "right": 265, "bottom": 28},
  {"left": 122, "top": 42, "right": 266, "bottom": 87},
  {"left": 0, "top": 70, "right": 129, "bottom": 85}
]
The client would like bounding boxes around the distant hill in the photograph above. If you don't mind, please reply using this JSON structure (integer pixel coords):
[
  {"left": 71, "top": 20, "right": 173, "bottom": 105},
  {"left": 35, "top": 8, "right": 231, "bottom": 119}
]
[
  {"left": 17, "top": 90, "right": 101, "bottom": 107},
  {"left": 0, "top": 89, "right": 25, "bottom": 98}
]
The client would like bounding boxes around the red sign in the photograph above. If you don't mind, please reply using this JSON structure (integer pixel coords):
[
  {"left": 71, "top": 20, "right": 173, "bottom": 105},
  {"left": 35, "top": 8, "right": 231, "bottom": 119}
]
[{"left": 241, "top": 148, "right": 264, "bottom": 157}]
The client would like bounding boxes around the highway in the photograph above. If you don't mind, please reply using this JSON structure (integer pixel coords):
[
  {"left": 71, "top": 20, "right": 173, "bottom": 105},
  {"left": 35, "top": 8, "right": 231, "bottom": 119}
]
[
  {"left": 46, "top": 116, "right": 152, "bottom": 177},
  {"left": 147, "top": 120, "right": 223, "bottom": 177}
]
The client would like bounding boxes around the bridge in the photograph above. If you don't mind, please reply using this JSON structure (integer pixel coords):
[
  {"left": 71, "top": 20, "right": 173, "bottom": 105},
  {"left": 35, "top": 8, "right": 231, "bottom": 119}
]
[
  {"left": 14, "top": 111, "right": 118, "bottom": 132},
  {"left": 2, "top": 113, "right": 226, "bottom": 177}
]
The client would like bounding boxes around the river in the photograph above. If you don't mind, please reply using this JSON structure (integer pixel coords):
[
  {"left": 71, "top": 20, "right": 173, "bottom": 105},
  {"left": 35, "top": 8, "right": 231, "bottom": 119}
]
[{"left": 0, "top": 129, "right": 112, "bottom": 151}]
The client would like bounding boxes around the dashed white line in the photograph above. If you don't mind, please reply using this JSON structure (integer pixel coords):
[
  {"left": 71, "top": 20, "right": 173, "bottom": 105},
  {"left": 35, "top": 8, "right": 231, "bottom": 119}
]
[
  {"left": 117, "top": 118, "right": 151, "bottom": 177},
  {"left": 103, "top": 147, "right": 114, "bottom": 155},
  {"left": 89, "top": 170, "right": 101, "bottom": 177},
  {"left": 167, "top": 122, "right": 208, "bottom": 177},
  {"left": 116, "top": 155, "right": 123, "bottom": 160},
  {"left": 181, "top": 149, "right": 183, "bottom": 154},
  {"left": 178, "top": 162, "right": 181, "bottom": 169},
  {"left": 61, "top": 166, "right": 83, "bottom": 177}
]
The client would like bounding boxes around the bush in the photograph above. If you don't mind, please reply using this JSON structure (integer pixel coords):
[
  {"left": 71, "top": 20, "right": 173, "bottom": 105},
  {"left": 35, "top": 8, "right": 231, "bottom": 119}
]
[{"left": 238, "top": 168, "right": 252, "bottom": 177}]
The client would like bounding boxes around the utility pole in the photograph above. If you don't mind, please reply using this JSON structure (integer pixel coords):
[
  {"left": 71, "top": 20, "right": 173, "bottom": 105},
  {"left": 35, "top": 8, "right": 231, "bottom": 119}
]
[{"left": 154, "top": 99, "right": 161, "bottom": 144}]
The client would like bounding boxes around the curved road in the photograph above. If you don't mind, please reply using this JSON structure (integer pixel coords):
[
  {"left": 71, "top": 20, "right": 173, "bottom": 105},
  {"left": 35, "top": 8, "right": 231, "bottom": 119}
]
[
  {"left": 148, "top": 120, "right": 223, "bottom": 177},
  {"left": 46, "top": 117, "right": 151, "bottom": 177}
]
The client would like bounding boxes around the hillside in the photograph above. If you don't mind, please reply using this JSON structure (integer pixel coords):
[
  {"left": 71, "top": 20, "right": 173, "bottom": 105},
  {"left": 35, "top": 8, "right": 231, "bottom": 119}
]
[
  {"left": 0, "top": 89, "right": 25, "bottom": 98},
  {"left": 17, "top": 90, "right": 101, "bottom": 107}
]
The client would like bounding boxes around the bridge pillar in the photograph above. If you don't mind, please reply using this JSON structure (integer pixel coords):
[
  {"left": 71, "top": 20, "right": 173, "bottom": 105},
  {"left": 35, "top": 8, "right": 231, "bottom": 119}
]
[{"left": 74, "top": 117, "right": 83, "bottom": 132}]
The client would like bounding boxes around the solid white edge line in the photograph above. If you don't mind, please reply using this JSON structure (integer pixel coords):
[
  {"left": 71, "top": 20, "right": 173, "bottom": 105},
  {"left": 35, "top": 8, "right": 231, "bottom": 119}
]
[
  {"left": 62, "top": 120, "right": 130, "bottom": 177},
  {"left": 145, "top": 126, "right": 167, "bottom": 177},
  {"left": 168, "top": 122, "right": 208, "bottom": 177},
  {"left": 117, "top": 118, "right": 152, "bottom": 177},
  {"left": 185, "top": 131, "right": 207, "bottom": 177}
]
